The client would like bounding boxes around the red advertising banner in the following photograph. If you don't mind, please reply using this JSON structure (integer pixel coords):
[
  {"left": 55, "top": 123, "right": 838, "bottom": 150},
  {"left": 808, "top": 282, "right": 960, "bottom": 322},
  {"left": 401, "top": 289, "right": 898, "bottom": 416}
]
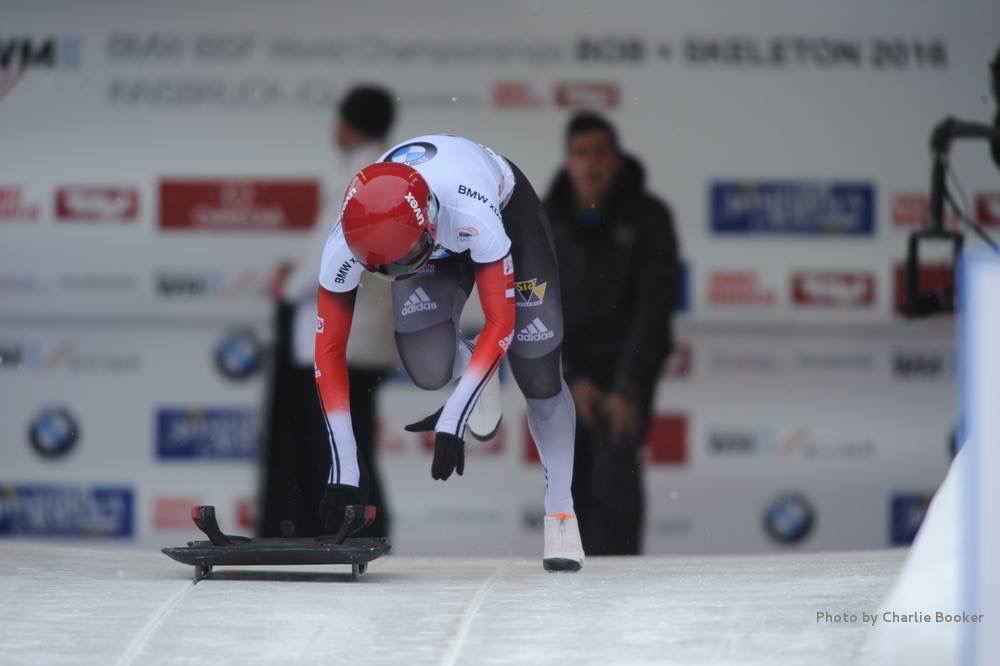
[
  {"left": 493, "top": 82, "right": 544, "bottom": 109},
  {"left": 645, "top": 414, "right": 688, "bottom": 465},
  {"left": 976, "top": 192, "right": 1000, "bottom": 226},
  {"left": 553, "top": 82, "right": 620, "bottom": 110},
  {"left": 0, "top": 186, "right": 41, "bottom": 222},
  {"left": 56, "top": 186, "right": 139, "bottom": 222},
  {"left": 708, "top": 271, "right": 777, "bottom": 307},
  {"left": 891, "top": 192, "right": 958, "bottom": 229},
  {"left": 159, "top": 179, "right": 320, "bottom": 231},
  {"left": 791, "top": 271, "right": 875, "bottom": 307}
]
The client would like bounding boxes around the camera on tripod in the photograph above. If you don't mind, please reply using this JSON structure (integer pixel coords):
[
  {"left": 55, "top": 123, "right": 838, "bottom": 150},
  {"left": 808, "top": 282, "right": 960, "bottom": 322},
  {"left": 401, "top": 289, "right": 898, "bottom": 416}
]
[{"left": 903, "top": 47, "right": 1000, "bottom": 318}]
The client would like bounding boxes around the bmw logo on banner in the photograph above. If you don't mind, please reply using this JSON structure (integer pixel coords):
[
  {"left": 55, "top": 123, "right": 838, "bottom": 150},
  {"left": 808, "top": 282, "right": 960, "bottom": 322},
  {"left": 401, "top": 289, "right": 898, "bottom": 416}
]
[
  {"left": 386, "top": 142, "right": 437, "bottom": 166},
  {"left": 28, "top": 406, "right": 79, "bottom": 459},
  {"left": 763, "top": 493, "right": 815, "bottom": 545},
  {"left": 214, "top": 329, "right": 264, "bottom": 381}
]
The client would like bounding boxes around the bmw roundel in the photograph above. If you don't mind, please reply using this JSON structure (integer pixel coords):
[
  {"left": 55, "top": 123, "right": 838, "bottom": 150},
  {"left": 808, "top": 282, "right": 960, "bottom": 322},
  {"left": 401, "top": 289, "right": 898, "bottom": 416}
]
[
  {"left": 214, "top": 329, "right": 264, "bottom": 381},
  {"left": 29, "top": 406, "right": 79, "bottom": 459},
  {"left": 763, "top": 493, "right": 815, "bottom": 545},
  {"left": 386, "top": 142, "right": 437, "bottom": 166}
]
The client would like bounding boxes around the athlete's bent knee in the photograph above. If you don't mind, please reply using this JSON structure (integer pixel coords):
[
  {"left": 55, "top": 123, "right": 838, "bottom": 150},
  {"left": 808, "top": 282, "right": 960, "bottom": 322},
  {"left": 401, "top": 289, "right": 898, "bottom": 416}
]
[
  {"left": 395, "top": 323, "right": 457, "bottom": 391},
  {"left": 404, "top": 363, "right": 452, "bottom": 391},
  {"left": 508, "top": 350, "right": 562, "bottom": 400}
]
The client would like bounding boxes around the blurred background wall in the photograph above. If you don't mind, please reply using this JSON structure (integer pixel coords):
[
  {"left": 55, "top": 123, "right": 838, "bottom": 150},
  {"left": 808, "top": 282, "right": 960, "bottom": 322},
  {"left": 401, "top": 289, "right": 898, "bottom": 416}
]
[{"left": 1, "top": 0, "right": 997, "bottom": 554}]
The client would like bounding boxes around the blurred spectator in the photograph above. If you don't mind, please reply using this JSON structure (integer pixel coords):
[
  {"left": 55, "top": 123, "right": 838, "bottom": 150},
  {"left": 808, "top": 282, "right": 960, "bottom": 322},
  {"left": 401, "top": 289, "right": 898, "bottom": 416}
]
[
  {"left": 259, "top": 85, "right": 398, "bottom": 538},
  {"left": 543, "top": 111, "right": 680, "bottom": 555}
]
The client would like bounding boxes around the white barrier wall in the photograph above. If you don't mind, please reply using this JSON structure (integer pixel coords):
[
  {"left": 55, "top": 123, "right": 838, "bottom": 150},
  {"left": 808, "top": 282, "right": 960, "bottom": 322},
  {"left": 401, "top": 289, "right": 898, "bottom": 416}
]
[{"left": 2, "top": 0, "right": 995, "bottom": 553}]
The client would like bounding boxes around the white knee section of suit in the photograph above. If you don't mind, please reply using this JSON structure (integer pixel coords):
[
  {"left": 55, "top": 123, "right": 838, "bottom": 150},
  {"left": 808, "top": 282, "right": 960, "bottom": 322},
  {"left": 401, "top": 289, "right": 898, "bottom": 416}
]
[{"left": 451, "top": 338, "right": 473, "bottom": 380}]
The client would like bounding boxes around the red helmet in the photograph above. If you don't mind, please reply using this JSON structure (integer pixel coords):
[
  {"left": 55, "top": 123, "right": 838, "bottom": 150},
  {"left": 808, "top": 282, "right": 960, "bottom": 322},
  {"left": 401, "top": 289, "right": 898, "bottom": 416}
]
[{"left": 340, "top": 162, "right": 437, "bottom": 280}]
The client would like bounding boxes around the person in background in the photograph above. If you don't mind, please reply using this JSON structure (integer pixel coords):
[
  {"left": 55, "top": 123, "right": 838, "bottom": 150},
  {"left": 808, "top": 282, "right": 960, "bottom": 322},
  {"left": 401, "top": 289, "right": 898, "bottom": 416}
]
[
  {"left": 259, "top": 85, "right": 397, "bottom": 538},
  {"left": 543, "top": 111, "right": 680, "bottom": 555}
]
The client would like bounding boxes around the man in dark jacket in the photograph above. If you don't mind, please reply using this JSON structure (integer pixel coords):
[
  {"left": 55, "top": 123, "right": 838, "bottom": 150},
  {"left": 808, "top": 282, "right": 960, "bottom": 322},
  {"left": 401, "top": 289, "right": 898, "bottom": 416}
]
[{"left": 544, "top": 111, "right": 680, "bottom": 555}]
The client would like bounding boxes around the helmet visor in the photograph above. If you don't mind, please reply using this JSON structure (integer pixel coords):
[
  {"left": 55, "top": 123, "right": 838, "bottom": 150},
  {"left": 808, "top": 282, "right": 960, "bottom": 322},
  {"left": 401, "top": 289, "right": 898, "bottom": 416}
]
[{"left": 365, "top": 228, "right": 435, "bottom": 281}]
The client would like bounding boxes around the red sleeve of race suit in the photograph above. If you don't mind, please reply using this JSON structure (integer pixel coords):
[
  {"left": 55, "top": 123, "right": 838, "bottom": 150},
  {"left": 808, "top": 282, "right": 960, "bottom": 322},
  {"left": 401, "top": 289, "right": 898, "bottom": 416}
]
[
  {"left": 314, "top": 286, "right": 361, "bottom": 486},
  {"left": 470, "top": 254, "right": 516, "bottom": 372},
  {"left": 434, "top": 254, "right": 516, "bottom": 436},
  {"left": 315, "top": 286, "right": 355, "bottom": 411}
]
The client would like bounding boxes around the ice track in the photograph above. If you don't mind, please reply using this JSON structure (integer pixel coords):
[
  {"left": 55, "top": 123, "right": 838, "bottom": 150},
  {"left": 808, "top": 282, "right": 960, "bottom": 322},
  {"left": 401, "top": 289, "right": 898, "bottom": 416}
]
[{"left": 0, "top": 542, "right": 906, "bottom": 665}]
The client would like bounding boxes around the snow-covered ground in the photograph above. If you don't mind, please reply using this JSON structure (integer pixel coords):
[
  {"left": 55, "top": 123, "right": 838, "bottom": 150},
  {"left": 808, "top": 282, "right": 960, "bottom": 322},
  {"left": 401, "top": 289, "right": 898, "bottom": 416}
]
[{"left": 0, "top": 542, "right": 905, "bottom": 665}]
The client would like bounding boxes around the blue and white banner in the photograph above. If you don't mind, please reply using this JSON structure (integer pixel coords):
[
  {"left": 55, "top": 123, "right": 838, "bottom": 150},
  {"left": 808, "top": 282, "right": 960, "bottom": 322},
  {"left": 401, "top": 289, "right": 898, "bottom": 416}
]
[
  {"left": 710, "top": 181, "right": 875, "bottom": 236},
  {"left": 0, "top": 484, "right": 134, "bottom": 538},
  {"left": 156, "top": 408, "right": 259, "bottom": 460}
]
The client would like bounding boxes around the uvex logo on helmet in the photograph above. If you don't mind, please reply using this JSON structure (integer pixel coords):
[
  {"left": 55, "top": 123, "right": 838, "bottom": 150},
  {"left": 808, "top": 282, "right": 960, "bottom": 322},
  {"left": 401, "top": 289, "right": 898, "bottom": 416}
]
[
  {"left": 404, "top": 191, "right": 426, "bottom": 226},
  {"left": 341, "top": 186, "right": 357, "bottom": 213}
]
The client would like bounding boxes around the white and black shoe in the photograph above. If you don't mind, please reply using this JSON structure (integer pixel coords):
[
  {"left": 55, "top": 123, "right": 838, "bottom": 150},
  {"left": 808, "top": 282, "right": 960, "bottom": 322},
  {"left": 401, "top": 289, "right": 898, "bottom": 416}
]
[{"left": 543, "top": 513, "right": 584, "bottom": 572}]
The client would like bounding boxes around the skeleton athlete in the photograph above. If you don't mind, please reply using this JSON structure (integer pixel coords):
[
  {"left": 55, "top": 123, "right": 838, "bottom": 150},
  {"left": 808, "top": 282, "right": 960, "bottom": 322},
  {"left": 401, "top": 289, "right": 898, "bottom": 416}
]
[{"left": 315, "top": 134, "right": 583, "bottom": 571}]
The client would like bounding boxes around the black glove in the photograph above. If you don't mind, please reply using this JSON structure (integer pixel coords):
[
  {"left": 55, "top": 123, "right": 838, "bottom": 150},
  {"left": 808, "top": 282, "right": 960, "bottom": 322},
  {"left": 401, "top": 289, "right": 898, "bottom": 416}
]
[
  {"left": 319, "top": 483, "right": 365, "bottom": 541},
  {"left": 431, "top": 431, "right": 465, "bottom": 480},
  {"left": 404, "top": 406, "right": 443, "bottom": 433}
]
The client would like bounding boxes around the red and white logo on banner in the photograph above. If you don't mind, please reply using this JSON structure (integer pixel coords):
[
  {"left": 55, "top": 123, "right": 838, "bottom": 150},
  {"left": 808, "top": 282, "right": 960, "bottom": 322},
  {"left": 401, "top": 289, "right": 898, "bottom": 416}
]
[
  {"left": 159, "top": 179, "right": 320, "bottom": 231},
  {"left": 891, "top": 192, "right": 958, "bottom": 229},
  {"left": 976, "top": 192, "right": 1000, "bottom": 227},
  {"left": 0, "top": 186, "right": 41, "bottom": 221},
  {"left": 791, "top": 271, "right": 875, "bottom": 308},
  {"left": 493, "top": 82, "right": 544, "bottom": 109},
  {"left": 708, "top": 271, "right": 777, "bottom": 307},
  {"left": 553, "top": 82, "right": 620, "bottom": 110},
  {"left": 55, "top": 186, "right": 139, "bottom": 222}
]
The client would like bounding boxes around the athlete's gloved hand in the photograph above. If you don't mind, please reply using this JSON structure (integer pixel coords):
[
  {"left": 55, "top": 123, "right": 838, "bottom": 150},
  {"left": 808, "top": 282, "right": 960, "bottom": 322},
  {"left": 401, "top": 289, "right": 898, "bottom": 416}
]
[
  {"left": 404, "top": 406, "right": 444, "bottom": 433},
  {"left": 319, "top": 483, "right": 362, "bottom": 540},
  {"left": 431, "top": 432, "right": 465, "bottom": 480}
]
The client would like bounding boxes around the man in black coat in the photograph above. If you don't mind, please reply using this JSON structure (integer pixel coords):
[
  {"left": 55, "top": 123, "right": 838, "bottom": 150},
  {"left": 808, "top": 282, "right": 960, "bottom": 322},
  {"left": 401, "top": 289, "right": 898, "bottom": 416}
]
[{"left": 543, "top": 111, "right": 681, "bottom": 555}]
